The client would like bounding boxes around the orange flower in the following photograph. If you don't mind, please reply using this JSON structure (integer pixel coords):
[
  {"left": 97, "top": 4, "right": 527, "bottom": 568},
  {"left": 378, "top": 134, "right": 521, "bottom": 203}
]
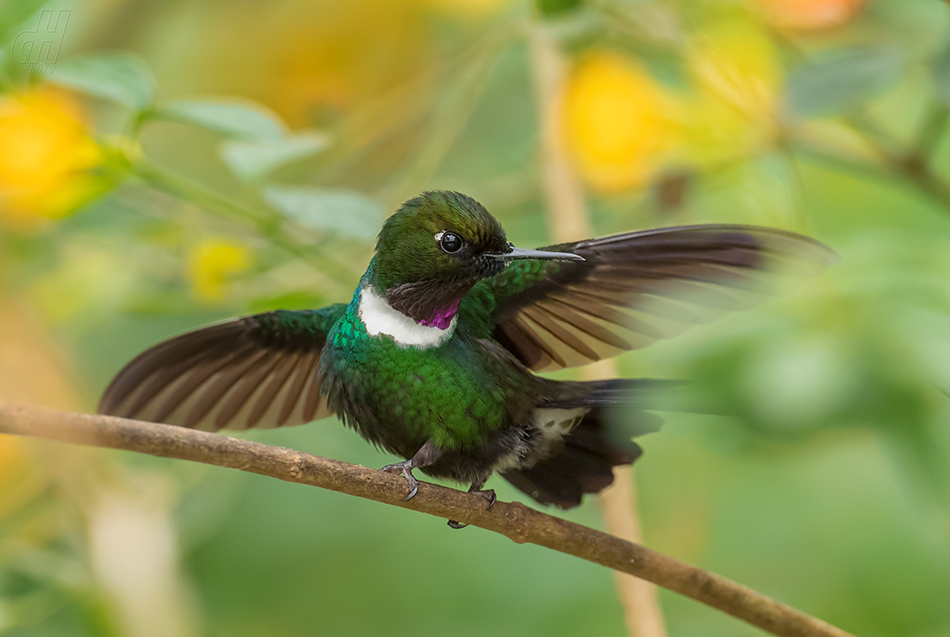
[
  {"left": 0, "top": 87, "right": 104, "bottom": 225},
  {"left": 754, "top": 0, "right": 863, "bottom": 30},
  {"left": 563, "top": 52, "right": 677, "bottom": 192}
]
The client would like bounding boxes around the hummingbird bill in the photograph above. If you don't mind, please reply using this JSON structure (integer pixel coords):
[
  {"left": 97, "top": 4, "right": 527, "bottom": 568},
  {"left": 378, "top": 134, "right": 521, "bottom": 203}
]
[{"left": 99, "top": 191, "right": 834, "bottom": 516}]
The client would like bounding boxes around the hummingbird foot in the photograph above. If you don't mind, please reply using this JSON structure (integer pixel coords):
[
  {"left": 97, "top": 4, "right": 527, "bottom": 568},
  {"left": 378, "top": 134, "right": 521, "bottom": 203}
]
[
  {"left": 381, "top": 441, "right": 442, "bottom": 501},
  {"left": 473, "top": 487, "right": 496, "bottom": 509},
  {"left": 380, "top": 460, "right": 420, "bottom": 501},
  {"left": 447, "top": 485, "right": 496, "bottom": 529}
]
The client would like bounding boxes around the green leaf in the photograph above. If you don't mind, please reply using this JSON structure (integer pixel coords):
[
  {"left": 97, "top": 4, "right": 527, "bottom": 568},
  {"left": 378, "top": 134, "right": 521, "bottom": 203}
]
[
  {"left": 786, "top": 46, "right": 904, "bottom": 117},
  {"left": 0, "top": 0, "right": 51, "bottom": 48},
  {"left": 932, "top": 43, "right": 950, "bottom": 105},
  {"left": 46, "top": 51, "right": 155, "bottom": 109},
  {"left": 221, "top": 133, "right": 330, "bottom": 180},
  {"left": 536, "top": 0, "right": 582, "bottom": 18},
  {"left": 156, "top": 99, "right": 287, "bottom": 142},
  {"left": 263, "top": 186, "right": 382, "bottom": 241}
]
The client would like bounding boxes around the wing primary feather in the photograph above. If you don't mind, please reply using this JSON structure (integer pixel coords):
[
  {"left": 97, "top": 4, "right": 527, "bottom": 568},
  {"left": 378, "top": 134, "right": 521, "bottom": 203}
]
[
  {"left": 548, "top": 291, "right": 629, "bottom": 327},
  {"left": 214, "top": 351, "right": 284, "bottom": 429},
  {"left": 100, "top": 307, "right": 346, "bottom": 430},
  {"left": 497, "top": 320, "right": 545, "bottom": 369},
  {"left": 518, "top": 314, "right": 568, "bottom": 368},
  {"left": 637, "top": 279, "right": 744, "bottom": 310},
  {"left": 277, "top": 350, "right": 317, "bottom": 426},
  {"left": 588, "top": 264, "right": 766, "bottom": 290},
  {"left": 301, "top": 364, "right": 325, "bottom": 422},
  {"left": 151, "top": 346, "right": 252, "bottom": 422},
  {"left": 520, "top": 306, "right": 599, "bottom": 362},
  {"left": 99, "top": 325, "right": 238, "bottom": 413},
  {"left": 480, "top": 224, "right": 834, "bottom": 371},
  {"left": 112, "top": 347, "right": 212, "bottom": 417},
  {"left": 539, "top": 299, "right": 633, "bottom": 350},
  {"left": 557, "top": 290, "right": 668, "bottom": 339},
  {"left": 246, "top": 351, "right": 300, "bottom": 428},
  {"left": 184, "top": 349, "right": 270, "bottom": 429},
  {"left": 116, "top": 356, "right": 197, "bottom": 417}
]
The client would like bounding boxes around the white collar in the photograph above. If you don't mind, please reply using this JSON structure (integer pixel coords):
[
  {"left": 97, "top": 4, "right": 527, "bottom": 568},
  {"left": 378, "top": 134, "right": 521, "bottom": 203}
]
[{"left": 358, "top": 286, "right": 456, "bottom": 348}]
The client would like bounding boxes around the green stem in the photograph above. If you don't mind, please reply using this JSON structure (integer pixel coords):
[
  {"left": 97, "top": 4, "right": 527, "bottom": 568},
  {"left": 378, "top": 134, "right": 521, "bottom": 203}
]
[
  {"left": 915, "top": 102, "right": 950, "bottom": 163},
  {"left": 792, "top": 137, "right": 950, "bottom": 212},
  {"left": 392, "top": 29, "right": 512, "bottom": 195},
  {"left": 790, "top": 105, "right": 950, "bottom": 215},
  {"left": 132, "top": 161, "right": 272, "bottom": 225},
  {"left": 790, "top": 140, "right": 892, "bottom": 181},
  {"left": 130, "top": 161, "right": 359, "bottom": 289}
]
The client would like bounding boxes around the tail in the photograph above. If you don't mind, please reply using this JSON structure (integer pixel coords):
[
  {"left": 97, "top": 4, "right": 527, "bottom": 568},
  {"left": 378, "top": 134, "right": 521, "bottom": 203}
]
[{"left": 501, "top": 379, "right": 678, "bottom": 509}]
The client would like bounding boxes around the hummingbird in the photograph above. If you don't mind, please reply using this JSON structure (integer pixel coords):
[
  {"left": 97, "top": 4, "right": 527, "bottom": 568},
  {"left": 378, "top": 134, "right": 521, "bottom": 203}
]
[{"left": 99, "top": 191, "right": 833, "bottom": 521}]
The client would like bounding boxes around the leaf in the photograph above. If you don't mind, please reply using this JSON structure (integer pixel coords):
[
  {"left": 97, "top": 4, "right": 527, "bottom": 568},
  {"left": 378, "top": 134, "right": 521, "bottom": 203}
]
[
  {"left": 786, "top": 46, "right": 904, "bottom": 117},
  {"left": 932, "top": 43, "right": 950, "bottom": 105},
  {"left": 221, "top": 133, "right": 330, "bottom": 179},
  {"left": 46, "top": 51, "right": 155, "bottom": 109},
  {"left": 0, "top": 0, "right": 51, "bottom": 48},
  {"left": 156, "top": 99, "right": 287, "bottom": 142},
  {"left": 536, "top": 0, "right": 582, "bottom": 18},
  {"left": 263, "top": 187, "right": 383, "bottom": 241}
]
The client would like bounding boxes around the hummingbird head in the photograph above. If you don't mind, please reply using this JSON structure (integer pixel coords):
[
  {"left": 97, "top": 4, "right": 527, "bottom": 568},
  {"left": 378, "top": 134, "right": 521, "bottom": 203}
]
[{"left": 368, "top": 190, "right": 581, "bottom": 329}]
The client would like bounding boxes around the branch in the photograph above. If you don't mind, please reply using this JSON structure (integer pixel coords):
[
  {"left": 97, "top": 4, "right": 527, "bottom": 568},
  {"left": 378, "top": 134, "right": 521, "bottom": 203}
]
[{"left": 0, "top": 405, "right": 853, "bottom": 637}]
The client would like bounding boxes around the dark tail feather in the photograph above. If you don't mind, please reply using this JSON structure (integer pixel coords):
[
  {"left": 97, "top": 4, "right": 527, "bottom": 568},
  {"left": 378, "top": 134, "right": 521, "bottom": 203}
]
[
  {"left": 542, "top": 377, "right": 682, "bottom": 410},
  {"left": 502, "top": 378, "right": 677, "bottom": 509}
]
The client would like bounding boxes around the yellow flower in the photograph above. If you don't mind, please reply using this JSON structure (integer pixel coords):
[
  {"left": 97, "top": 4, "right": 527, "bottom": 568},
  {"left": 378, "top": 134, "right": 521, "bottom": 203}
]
[
  {"left": 677, "top": 18, "right": 781, "bottom": 167},
  {"left": 187, "top": 238, "right": 252, "bottom": 303},
  {"left": 563, "top": 52, "right": 678, "bottom": 193},
  {"left": 754, "top": 0, "right": 863, "bottom": 30},
  {"left": 688, "top": 19, "right": 779, "bottom": 118},
  {"left": 0, "top": 87, "right": 103, "bottom": 225}
]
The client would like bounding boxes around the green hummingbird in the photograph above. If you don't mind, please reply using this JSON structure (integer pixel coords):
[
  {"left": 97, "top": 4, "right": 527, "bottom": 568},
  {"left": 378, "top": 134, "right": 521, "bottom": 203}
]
[{"left": 99, "top": 191, "right": 833, "bottom": 520}]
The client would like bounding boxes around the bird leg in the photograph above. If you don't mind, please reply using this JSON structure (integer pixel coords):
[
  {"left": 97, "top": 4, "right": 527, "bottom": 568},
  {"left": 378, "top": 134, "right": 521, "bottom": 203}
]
[
  {"left": 447, "top": 481, "right": 496, "bottom": 529},
  {"left": 380, "top": 440, "right": 441, "bottom": 501}
]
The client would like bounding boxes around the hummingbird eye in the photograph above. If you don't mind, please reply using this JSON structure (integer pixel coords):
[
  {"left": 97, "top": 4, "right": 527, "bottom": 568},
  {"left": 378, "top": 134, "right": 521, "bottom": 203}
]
[{"left": 437, "top": 231, "right": 464, "bottom": 254}]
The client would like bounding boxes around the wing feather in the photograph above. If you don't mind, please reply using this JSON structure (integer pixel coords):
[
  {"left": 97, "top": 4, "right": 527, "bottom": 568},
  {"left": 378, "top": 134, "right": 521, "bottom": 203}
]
[
  {"left": 99, "top": 306, "right": 346, "bottom": 431},
  {"left": 475, "top": 224, "right": 835, "bottom": 371}
]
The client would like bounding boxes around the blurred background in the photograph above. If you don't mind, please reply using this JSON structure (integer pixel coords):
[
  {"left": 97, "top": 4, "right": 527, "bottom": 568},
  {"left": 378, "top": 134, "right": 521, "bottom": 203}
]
[{"left": 0, "top": 0, "right": 949, "bottom": 635}]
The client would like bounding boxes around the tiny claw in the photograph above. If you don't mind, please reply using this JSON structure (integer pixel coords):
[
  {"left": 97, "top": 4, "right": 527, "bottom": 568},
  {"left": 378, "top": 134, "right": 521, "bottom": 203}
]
[
  {"left": 380, "top": 460, "right": 420, "bottom": 501},
  {"left": 474, "top": 488, "right": 496, "bottom": 509},
  {"left": 447, "top": 486, "right": 496, "bottom": 529}
]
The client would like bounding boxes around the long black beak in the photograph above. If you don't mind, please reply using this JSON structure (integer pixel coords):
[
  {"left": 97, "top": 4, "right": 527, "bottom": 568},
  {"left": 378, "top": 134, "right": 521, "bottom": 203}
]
[{"left": 486, "top": 245, "right": 584, "bottom": 262}]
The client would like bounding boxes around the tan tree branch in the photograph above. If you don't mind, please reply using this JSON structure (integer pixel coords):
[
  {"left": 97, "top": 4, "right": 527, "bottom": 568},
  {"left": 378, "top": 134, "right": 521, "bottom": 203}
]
[
  {"left": 0, "top": 405, "right": 853, "bottom": 637},
  {"left": 527, "top": 20, "right": 667, "bottom": 637}
]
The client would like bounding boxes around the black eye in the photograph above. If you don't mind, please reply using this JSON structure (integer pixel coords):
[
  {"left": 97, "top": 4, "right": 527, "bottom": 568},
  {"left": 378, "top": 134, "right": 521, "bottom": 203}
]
[{"left": 439, "top": 231, "right": 463, "bottom": 254}]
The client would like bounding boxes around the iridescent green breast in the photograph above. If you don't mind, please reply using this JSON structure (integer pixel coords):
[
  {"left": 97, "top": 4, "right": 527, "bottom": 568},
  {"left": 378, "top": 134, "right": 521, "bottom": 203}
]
[{"left": 321, "top": 288, "right": 536, "bottom": 455}]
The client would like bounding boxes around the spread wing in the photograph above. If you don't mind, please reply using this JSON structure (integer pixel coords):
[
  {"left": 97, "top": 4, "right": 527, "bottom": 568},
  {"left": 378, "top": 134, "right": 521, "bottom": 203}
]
[
  {"left": 477, "top": 225, "right": 836, "bottom": 372},
  {"left": 98, "top": 305, "right": 347, "bottom": 431}
]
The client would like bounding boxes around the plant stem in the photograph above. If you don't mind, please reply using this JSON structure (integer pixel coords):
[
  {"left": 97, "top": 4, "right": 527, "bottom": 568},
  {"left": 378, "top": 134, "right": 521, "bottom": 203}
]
[
  {"left": 527, "top": 20, "right": 668, "bottom": 637},
  {"left": 790, "top": 127, "right": 950, "bottom": 214},
  {"left": 915, "top": 102, "right": 950, "bottom": 162},
  {"left": 130, "top": 161, "right": 359, "bottom": 290}
]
